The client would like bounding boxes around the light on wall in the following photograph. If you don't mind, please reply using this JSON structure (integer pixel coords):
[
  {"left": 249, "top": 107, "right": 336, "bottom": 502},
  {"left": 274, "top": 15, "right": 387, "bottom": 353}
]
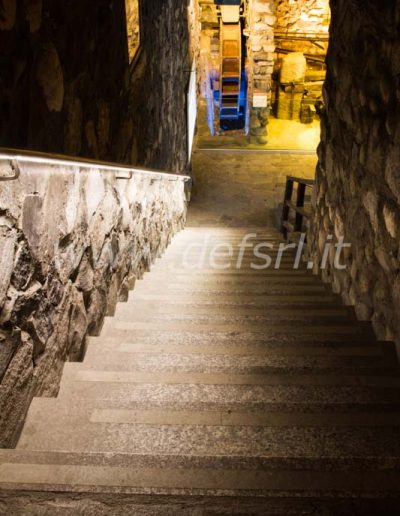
[{"left": 125, "top": 0, "right": 141, "bottom": 63}]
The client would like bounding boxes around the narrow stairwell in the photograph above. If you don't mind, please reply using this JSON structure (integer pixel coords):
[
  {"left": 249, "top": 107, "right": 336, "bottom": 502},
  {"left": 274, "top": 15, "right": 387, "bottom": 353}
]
[{"left": 1, "top": 227, "right": 400, "bottom": 514}]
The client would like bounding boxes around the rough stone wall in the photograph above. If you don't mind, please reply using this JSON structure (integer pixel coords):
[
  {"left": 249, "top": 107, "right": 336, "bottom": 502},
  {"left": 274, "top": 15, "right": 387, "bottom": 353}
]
[
  {"left": 247, "top": 0, "right": 276, "bottom": 144},
  {"left": 274, "top": 0, "right": 329, "bottom": 58},
  {"left": 0, "top": 161, "right": 187, "bottom": 447},
  {"left": 275, "top": 0, "right": 330, "bottom": 35},
  {"left": 0, "top": 0, "right": 191, "bottom": 172},
  {"left": 308, "top": 1, "right": 400, "bottom": 349},
  {"left": 117, "top": 0, "right": 191, "bottom": 173}
]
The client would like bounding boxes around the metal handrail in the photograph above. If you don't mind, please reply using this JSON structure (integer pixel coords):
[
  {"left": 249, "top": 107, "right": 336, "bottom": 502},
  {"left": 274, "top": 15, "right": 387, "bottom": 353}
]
[{"left": 0, "top": 148, "right": 191, "bottom": 183}]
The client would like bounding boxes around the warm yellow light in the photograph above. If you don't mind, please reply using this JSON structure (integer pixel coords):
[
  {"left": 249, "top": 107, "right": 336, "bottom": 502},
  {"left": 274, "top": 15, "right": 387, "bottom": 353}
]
[{"left": 125, "top": 0, "right": 141, "bottom": 63}]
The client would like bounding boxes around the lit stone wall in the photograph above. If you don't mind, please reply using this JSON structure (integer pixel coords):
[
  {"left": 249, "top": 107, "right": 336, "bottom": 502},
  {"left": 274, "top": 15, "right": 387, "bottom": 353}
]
[
  {"left": 275, "top": 0, "right": 330, "bottom": 34},
  {"left": 247, "top": 0, "right": 276, "bottom": 144},
  {"left": 308, "top": 1, "right": 400, "bottom": 349},
  {"left": 274, "top": 0, "right": 329, "bottom": 57},
  {"left": 125, "top": 0, "right": 140, "bottom": 62},
  {"left": 188, "top": 0, "right": 201, "bottom": 68},
  {"left": 0, "top": 161, "right": 187, "bottom": 447}
]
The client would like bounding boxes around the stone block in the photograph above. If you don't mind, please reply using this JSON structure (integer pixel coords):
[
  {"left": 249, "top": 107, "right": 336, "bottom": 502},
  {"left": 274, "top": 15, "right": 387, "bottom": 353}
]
[
  {"left": 36, "top": 42, "right": 64, "bottom": 112},
  {"left": 0, "top": 0, "right": 16, "bottom": 31},
  {"left": 0, "top": 227, "right": 16, "bottom": 309},
  {"left": 24, "top": 0, "right": 42, "bottom": 33}
]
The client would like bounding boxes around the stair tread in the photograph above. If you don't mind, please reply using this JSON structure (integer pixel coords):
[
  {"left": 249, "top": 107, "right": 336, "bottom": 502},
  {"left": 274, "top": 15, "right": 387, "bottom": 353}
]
[
  {"left": 91, "top": 331, "right": 379, "bottom": 346},
  {"left": 115, "top": 304, "right": 350, "bottom": 316},
  {"left": 59, "top": 366, "right": 400, "bottom": 389},
  {"left": 107, "top": 315, "right": 355, "bottom": 327},
  {"left": 81, "top": 348, "right": 391, "bottom": 373},
  {"left": 17, "top": 408, "right": 400, "bottom": 458},
  {"left": 102, "top": 321, "right": 374, "bottom": 337},
  {"left": 57, "top": 380, "right": 400, "bottom": 407},
  {"left": 22, "top": 398, "right": 400, "bottom": 429},
  {"left": 2, "top": 457, "right": 400, "bottom": 498},
  {"left": 87, "top": 339, "right": 385, "bottom": 355}
]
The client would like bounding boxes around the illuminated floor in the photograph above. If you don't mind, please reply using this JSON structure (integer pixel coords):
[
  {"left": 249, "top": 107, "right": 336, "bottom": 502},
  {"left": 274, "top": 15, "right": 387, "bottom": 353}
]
[
  {"left": 189, "top": 150, "right": 317, "bottom": 227},
  {"left": 197, "top": 105, "right": 321, "bottom": 152}
]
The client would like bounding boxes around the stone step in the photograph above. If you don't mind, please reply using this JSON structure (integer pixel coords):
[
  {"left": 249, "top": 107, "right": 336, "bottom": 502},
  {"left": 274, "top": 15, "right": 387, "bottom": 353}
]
[
  {"left": 2, "top": 450, "right": 400, "bottom": 502},
  {"left": 115, "top": 302, "right": 351, "bottom": 318},
  {"left": 166, "top": 243, "right": 291, "bottom": 251},
  {"left": 23, "top": 398, "right": 400, "bottom": 429},
  {"left": 161, "top": 248, "right": 301, "bottom": 256},
  {"left": 165, "top": 245, "right": 291, "bottom": 253},
  {"left": 159, "top": 254, "right": 303, "bottom": 264},
  {"left": 154, "top": 265, "right": 310, "bottom": 274},
  {"left": 87, "top": 337, "right": 385, "bottom": 356},
  {"left": 168, "top": 231, "right": 283, "bottom": 236},
  {"left": 127, "top": 292, "right": 342, "bottom": 304},
  {"left": 101, "top": 320, "right": 374, "bottom": 337},
  {"left": 165, "top": 239, "right": 296, "bottom": 246},
  {"left": 80, "top": 348, "right": 394, "bottom": 375},
  {"left": 141, "top": 269, "right": 323, "bottom": 280},
  {"left": 164, "top": 245, "right": 299, "bottom": 251},
  {"left": 57, "top": 370, "right": 400, "bottom": 409},
  {"left": 90, "top": 330, "right": 379, "bottom": 348},
  {"left": 156, "top": 250, "right": 304, "bottom": 260},
  {"left": 17, "top": 401, "right": 400, "bottom": 459},
  {"left": 166, "top": 238, "right": 290, "bottom": 245},
  {"left": 138, "top": 277, "right": 323, "bottom": 288},
  {"left": 60, "top": 364, "right": 400, "bottom": 389},
  {"left": 108, "top": 313, "right": 353, "bottom": 327},
  {"left": 129, "top": 285, "right": 330, "bottom": 295}
]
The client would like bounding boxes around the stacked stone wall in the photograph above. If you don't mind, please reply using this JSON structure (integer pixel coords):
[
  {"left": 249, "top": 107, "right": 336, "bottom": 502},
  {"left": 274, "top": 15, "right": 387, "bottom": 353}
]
[
  {"left": 247, "top": 0, "right": 276, "bottom": 143},
  {"left": 0, "top": 162, "right": 187, "bottom": 447},
  {"left": 308, "top": 0, "right": 400, "bottom": 351}
]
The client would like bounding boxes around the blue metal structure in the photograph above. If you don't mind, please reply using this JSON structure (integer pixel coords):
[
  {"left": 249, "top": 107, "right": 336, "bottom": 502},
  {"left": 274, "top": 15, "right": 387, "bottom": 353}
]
[{"left": 214, "top": 0, "right": 241, "bottom": 5}]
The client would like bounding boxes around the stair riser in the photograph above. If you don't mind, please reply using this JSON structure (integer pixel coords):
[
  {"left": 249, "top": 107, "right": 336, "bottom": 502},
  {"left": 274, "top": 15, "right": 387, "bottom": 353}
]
[
  {"left": 127, "top": 294, "right": 341, "bottom": 304},
  {"left": 131, "top": 287, "right": 330, "bottom": 296},
  {"left": 138, "top": 279, "right": 323, "bottom": 287},
  {"left": 115, "top": 304, "right": 349, "bottom": 316},
  {"left": 90, "top": 331, "right": 379, "bottom": 347},
  {"left": 80, "top": 350, "right": 391, "bottom": 374},
  {"left": 87, "top": 340, "right": 384, "bottom": 356},
  {"left": 103, "top": 322, "right": 372, "bottom": 336}
]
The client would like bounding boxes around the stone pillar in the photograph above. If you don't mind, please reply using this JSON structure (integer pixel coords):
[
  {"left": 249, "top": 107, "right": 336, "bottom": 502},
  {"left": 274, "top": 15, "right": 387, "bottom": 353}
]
[{"left": 247, "top": 0, "right": 276, "bottom": 144}]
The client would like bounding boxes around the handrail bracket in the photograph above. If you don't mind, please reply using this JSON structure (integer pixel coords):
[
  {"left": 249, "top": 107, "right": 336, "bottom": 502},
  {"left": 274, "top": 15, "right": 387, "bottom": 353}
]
[{"left": 0, "top": 160, "right": 20, "bottom": 182}]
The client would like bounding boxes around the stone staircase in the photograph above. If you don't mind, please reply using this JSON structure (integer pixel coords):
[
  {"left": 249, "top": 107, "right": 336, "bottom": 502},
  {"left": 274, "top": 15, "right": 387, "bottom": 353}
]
[{"left": 1, "top": 227, "right": 400, "bottom": 514}]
